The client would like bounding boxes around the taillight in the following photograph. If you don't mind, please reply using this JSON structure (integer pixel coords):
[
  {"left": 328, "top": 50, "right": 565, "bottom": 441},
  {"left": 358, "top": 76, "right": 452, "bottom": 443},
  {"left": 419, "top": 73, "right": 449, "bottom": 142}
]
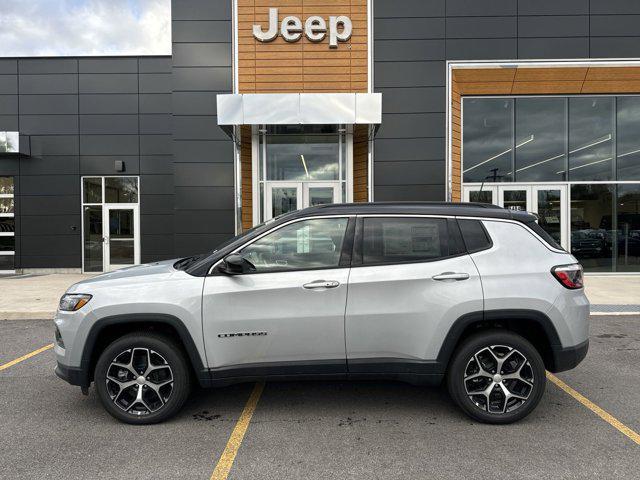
[{"left": 551, "top": 264, "right": 584, "bottom": 289}]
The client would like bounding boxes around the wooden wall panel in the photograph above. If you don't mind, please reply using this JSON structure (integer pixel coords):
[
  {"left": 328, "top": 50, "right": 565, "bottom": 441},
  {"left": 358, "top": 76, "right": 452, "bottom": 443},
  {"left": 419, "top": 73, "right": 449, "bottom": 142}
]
[
  {"left": 238, "top": 0, "right": 370, "bottom": 229},
  {"left": 240, "top": 126, "right": 253, "bottom": 231},
  {"left": 238, "top": 0, "right": 368, "bottom": 94},
  {"left": 353, "top": 125, "right": 368, "bottom": 203},
  {"left": 450, "top": 65, "right": 640, "bottom": 202}
]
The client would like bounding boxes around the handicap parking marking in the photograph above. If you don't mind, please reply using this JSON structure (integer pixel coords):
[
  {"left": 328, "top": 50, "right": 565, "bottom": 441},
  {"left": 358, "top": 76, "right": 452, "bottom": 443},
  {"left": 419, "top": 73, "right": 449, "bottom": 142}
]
[
  {"left": 210, "top": 382, "right": 265, "bottom": 480},
  {"left": 0, "top": 343, "right": 53, "bottom": 372},
  {"left": 547, "top": 372, "right": 640, "bottom": 446}
]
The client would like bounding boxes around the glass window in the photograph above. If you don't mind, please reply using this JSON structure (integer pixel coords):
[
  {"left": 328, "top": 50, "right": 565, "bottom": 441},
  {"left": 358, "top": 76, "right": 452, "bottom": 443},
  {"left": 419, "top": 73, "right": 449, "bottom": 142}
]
[
  {"left": 83, "top": 177, "right": 102, "bottom": 203},
  {"left": 362, "top": 217, "right": 452, "bottom": 265},
  {"left": 458, "top": 219, "right": 492, "bottom": 253},
  {"left": 616, "top": 96, "right": 640, "bottom": 180},
  {"left": 570, "top": 184, "right": 614, "bottom": 272},
  {"left": 265, "top": 125, "right": 340, "bottom": 181},
  {"left": 0, "top": 198, "right": 14, "bottom": 214},
  {"left": 463, "top": 98, "right": 513, "bottom": 183},
  {"left": 0, "top": 218, "right": 15, "bottom": 233},
  {"left": 240, "top": 218, "right": 348, "bottom": 272},
  {"left": 536, "top": 189, "right": 563, "bottom": 247},
  {"left": 616, "top": 184, "right": 640, "bottom": 272},
  {"left": 515, "top": 98, "right": 566, "bottom": 181},
  {"left": 469, "top": 191, "right": 493, "bottom": 204},
  {"left": 0, "top": 255, "right": 14, "bottom": 270},
  {"left": 0, "top": 177, "right": 14, "bottom": 195},
  {"left": 569, "top": 97, "right": 614, "bottom": 181},
  {"left": 503, "top": 190, "right": 527, "bottom": 211},
  {"left": 105, "top": 177, "right": 138, "bottom": 203},
  {"left": 0, "top": 132, "right": 18, "bottom": 153},
  {"left": 0, "top": 237, "right": 15, "bottom": 252},
  {"left": 83, "top": 206, "right": 103, "bottom": 272}
]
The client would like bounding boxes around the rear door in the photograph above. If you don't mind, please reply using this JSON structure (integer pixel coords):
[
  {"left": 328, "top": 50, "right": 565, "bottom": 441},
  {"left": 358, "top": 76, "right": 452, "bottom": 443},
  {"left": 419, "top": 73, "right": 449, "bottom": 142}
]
[{"left": 345, "top": 215, "right": 483, "bottom": 374}]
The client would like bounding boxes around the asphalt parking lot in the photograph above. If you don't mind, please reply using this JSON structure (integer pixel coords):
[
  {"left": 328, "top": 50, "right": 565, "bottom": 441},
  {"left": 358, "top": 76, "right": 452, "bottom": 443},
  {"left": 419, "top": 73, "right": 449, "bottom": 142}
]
[{"left": 1, "top": 316, "right": 638, "bottom": 480}]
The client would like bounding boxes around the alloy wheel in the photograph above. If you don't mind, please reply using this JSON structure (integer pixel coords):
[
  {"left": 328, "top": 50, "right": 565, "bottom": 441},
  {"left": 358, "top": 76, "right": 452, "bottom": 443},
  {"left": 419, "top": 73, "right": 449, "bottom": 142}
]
[
  {"left": 463, "top": 344, "right": 535, "bottom": 414},
  {"left": 105, "top": 347, "right": 174, "bottom": 416}
]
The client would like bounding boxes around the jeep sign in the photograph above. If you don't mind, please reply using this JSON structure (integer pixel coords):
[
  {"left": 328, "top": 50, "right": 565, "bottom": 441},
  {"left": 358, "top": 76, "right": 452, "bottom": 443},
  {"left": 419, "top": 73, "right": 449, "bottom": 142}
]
[{"left": 253, "top": 8, "right": 352, "bottom": 48}]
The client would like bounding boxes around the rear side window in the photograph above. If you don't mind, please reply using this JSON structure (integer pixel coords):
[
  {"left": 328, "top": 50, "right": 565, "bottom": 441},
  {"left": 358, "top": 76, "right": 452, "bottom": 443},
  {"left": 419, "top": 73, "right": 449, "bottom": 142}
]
[
  {"left": 458, "top": 219, "right": 492, "bottom": 253},
  {"left": 362, "top": 217, "right": 460, "bottom": 265}
]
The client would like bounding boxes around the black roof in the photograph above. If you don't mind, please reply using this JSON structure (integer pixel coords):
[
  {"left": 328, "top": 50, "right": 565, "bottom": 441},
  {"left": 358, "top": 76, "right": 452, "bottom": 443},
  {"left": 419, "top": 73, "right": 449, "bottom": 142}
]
[{"left": 285, "top": 202, "right": 537, "bottom": 222}]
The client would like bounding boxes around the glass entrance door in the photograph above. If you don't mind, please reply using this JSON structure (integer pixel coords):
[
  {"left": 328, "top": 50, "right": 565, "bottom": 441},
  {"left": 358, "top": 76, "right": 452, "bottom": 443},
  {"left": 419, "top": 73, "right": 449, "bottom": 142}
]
[
  {"left": 105, "top": 206, "right": 139, "bottom": 271},
  {"left": 463, "top": 184, "right": 568, "bottom": 249},
  {"left": 265, "top": 182, "right": 341, "bottom": 220}
]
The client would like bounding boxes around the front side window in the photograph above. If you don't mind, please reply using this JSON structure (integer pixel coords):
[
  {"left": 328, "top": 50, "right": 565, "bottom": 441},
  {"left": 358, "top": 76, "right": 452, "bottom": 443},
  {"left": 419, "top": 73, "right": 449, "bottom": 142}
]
[
  {"left": 362, "top": 217, "right": 455, "bottom": 265},
  {"left": 240, "top": 217, "right": 348, "bottom": 272}
]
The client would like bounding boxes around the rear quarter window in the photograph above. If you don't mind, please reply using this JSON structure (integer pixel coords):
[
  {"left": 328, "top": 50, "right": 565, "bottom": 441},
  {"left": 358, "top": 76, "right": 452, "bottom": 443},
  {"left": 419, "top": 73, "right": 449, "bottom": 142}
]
[{"left": 458, "top": 219, "right": 492, "bottom": 253}]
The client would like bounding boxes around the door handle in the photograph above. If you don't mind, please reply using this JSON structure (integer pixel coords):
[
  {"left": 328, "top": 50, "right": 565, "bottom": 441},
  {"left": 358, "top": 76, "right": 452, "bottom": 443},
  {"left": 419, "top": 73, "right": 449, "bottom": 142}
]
[
  {"left": 432, "top": 272, "right": 470, "bottom": 281},
  {"left": 303, "top": 280, "right": 340, "bottom": 289}
]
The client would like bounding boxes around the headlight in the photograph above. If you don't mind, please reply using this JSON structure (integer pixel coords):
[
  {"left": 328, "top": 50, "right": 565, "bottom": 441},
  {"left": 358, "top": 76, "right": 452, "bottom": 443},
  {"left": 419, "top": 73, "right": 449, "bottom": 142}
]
[{"left": 58, "top": 294, "right": 92, "bottom": 312}]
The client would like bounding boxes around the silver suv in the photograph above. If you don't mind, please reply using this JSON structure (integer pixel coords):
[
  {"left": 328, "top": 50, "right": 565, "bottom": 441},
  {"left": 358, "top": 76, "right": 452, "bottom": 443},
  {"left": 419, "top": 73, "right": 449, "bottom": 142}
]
[{"left": 54, "top": 203, "right": 589, "bottom": 424}]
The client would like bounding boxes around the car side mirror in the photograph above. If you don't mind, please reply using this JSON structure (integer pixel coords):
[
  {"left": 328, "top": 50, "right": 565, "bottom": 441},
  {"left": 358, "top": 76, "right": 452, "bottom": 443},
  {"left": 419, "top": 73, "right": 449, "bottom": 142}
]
[{"left": 218, "top": 254, "right": 256, "bottom": 275}]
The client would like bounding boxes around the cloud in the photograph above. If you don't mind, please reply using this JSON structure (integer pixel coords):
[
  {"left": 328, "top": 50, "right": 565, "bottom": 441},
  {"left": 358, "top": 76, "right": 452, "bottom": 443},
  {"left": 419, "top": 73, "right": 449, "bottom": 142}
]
[{"left": 0, "top": 0, "right": 171, "bottom": 57}]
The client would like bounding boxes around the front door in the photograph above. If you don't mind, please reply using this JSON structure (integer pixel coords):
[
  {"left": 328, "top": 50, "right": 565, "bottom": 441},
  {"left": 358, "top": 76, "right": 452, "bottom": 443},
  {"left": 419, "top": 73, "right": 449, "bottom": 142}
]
[
  {"left": 463, "top": 184, "right": 568, "bottom": 249},
  {"left": 202, "top": 216, "right": 353, "bottom": 374},
  {"left": 104, "top": 206, "right": 140, "bottom": 271},
  {"left": 265, "top": 182, "right": 341, "bottom": 220}
]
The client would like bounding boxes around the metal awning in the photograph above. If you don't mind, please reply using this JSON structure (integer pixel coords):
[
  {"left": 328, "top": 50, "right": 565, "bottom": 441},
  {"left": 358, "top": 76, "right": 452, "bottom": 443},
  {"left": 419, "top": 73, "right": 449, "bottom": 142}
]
[{"left": 217, "top": 93, "right": 382, "bottom": 127}]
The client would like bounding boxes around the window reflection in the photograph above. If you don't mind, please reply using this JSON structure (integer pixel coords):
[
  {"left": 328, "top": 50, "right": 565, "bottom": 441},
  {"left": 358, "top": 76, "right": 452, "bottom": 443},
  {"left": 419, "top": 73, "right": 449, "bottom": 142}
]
[
  {"left": 616, "top": 185, "right": 640, "bottom": 272},
  {"left": 568, "top": 97, "right": 614, "bottom": 181},
  {"left": 265, "top": 125, "right": 340, "bottom": 181},
  {"left": 463, "top": 98, "right": 513, "bottom": 183},
  {"left": 616, "top": 97, "right": 640, "bottom": 180},
  {"left": 515, "top": 98, "right": 566, "bottom": 181},
  {"left": 105, "top": 177, "right": 138, "bottom": 203},
  {"left": 570, "top": 185, "right": 614, "bottom": 272}
]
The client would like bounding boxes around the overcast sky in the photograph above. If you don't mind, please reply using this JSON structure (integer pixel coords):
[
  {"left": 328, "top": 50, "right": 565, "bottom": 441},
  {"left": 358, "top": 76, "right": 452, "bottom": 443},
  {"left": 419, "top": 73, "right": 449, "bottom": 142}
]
[{"left": 0, "top": 0, "right": 171, "bottom": 57}]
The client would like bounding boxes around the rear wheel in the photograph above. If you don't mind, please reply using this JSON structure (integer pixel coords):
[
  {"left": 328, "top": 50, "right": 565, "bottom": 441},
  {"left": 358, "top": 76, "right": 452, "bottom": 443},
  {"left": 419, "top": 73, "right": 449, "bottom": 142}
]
[
  {"left": 447, "top": 330, "right": 546, "bottom": 424},
  {"left": 94, "top": 332, "right": 191, "bottom": 424}
]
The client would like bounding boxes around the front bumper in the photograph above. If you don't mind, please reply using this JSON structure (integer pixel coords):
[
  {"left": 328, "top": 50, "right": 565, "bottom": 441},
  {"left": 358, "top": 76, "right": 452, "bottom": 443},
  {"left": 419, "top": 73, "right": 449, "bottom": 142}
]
[
  {"left": 549, "top": 339, "right": 589, "bottom": 373},
  {"left": 55, "top": 362, "right": 90, "bottom": 388}
]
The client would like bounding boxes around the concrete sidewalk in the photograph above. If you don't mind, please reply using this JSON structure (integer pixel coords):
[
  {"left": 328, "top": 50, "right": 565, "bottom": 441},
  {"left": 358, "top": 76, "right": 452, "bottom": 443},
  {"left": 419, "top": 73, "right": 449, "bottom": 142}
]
[
  {"left": 0, "top": 272, "right": 638, "bottom": 320},
  {"left": 0, "top": 274, "right": 94, "bottom": 320}
]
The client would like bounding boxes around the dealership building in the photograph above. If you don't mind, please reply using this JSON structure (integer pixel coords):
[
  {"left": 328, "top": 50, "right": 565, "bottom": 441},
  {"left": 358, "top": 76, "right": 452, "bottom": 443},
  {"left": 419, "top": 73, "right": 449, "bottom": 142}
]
[{"left": 1, "top": 0, "right": 640, "bottom": 274}]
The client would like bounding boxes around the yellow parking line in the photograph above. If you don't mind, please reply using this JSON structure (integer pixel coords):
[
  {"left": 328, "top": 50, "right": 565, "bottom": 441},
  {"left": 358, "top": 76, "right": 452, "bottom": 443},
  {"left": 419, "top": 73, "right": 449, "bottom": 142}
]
[
  {"left": 0, "top": 343, "right": 54, "bottom": 371},
  {"left": 210, "top": 382, "right": 265, "bottom": 480},
  {"left": 547, "top": 372, "right": 640, "bottom": 446}
]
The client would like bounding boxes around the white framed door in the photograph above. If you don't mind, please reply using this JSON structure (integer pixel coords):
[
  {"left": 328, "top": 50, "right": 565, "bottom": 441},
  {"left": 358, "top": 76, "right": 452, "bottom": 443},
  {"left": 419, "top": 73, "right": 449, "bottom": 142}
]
[
  {"left": 304, "top": 182, "right": 341, "bottom": 207},
  {"left": 104, "top": 205, "right": 140, "bottom": 272},
  {"left": 531, "top": 185, "right": 568, "bottom": 249},
  {"left": 265, "top": 182, "right": 342, "bottom": 220},
  {"left": 265, "top": 182, "right": 302, "bottom": 220},
  {"left": 463, "top": 184, "right": 568, "bottom": 250}
]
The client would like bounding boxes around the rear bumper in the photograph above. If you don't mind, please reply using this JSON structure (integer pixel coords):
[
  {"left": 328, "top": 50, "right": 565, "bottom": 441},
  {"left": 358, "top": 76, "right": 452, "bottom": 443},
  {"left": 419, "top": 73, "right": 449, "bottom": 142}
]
[
  {"left": 55, "top": 362, "right": 90, "bottom": 388},
  {"left": 549, "top": 339, "right": 589, "bottom": 373}
]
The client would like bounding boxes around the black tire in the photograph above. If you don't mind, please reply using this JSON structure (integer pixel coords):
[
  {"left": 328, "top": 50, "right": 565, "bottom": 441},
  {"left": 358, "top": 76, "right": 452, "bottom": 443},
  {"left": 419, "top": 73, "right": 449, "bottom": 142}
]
[
  {"left": 94, "top": 332, "right": 191, "bottom": 425},
  {"left": 446, "top": 329, "right": 546, "bottom": 424}
]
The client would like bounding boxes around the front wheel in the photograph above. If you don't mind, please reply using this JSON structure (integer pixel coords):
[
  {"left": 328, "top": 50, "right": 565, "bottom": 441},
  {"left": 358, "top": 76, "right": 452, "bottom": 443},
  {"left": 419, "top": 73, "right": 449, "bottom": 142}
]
[
  {"left": 447, "top": 330, "right": 546, "bottom": 424},
  {"left": 94, "top": 332, "right": 191, "bottom": 424}
]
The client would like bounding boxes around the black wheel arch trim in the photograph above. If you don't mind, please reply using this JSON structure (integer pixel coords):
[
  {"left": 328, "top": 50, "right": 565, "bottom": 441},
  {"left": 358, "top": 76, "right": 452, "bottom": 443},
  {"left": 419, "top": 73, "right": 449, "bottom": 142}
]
[
  {"left": 435, "top": 309, "right": 564, "bottom": 373},
  {"left": 69, "top": 313, "right": 209, "bottom": 388}
]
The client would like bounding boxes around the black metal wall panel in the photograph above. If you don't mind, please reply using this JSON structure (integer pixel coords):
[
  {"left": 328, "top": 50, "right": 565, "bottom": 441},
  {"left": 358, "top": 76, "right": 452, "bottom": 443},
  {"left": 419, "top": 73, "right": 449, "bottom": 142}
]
[
  {"left": 0, "top": 56, "right": 173, "bottom": 269},
  {"left": 373, "top": 0, "right": 640, "bottom": 201},
  {"left": 171, "top": 0, "right": 234, "bottom": 256}
]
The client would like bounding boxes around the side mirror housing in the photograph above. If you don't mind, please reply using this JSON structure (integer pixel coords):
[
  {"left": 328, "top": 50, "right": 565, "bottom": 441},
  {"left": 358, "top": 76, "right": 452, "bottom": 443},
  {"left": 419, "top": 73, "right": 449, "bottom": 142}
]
[{"left": 218, "top": 254, "right": 256, "bottom": 275}]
